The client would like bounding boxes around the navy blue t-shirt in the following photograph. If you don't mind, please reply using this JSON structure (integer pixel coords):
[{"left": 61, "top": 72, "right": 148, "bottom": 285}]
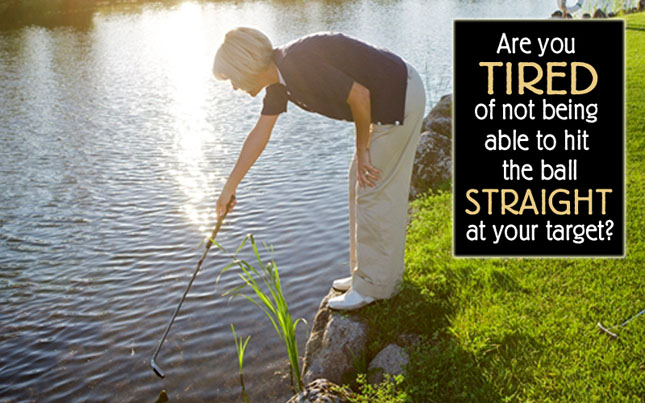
[{"left": 261, "top": 32, "right": 408, "bottom": 125}]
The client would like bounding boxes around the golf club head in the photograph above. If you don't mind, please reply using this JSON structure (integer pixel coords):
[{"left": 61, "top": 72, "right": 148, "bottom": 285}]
[
  {"left": 597, "top": 322, "right": 618, "bottom": 339},
  {"left": 151, "top": 358, "right": 166, "bottom": 378}
]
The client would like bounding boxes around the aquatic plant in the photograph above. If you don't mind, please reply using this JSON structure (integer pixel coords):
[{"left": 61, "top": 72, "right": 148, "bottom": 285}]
[
  {"left": 216, "top": 234, "right": 306, "bottom": 393},
  {"left": 230, "top": 324, "right": 250, "bottom": 382}
]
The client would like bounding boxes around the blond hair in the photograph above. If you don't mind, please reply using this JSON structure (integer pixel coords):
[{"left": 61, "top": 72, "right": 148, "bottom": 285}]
[{"left": 213, "top": 27, "right": 273, "bottom": 92}]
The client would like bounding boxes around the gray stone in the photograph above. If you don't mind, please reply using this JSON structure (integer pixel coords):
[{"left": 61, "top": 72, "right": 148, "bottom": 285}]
[
  {"left": 410, "top": 94, "right": 453, "bottom": 199},
  {"left": 367, "top": 344, "right": 409, "bottom": 385},
  {"left": 427, "top": 117, "right": 452, "bottom": 138},
  {"left": 287, "top": 378, "right": 352, "bottom": 403},
  {"left": 422, "top": 94, "right": 452, "bottom": 136},
  {"left": 409, "top": 130, "right": 452, "bottom": 199},
  {"left": 302, "top": 289, "right": 369, "bottom": 385}
]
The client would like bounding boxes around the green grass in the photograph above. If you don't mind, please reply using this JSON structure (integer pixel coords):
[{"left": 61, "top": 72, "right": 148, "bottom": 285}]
[
  {"left": 356, "top": 13, "right": 645, "bottom": 401},
  {"left": 346, "top": 374, "right": 408, "bottom": 402}
]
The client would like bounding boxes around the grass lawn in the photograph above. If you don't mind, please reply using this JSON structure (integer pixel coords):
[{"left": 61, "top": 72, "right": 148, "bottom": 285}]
[{"left": 355, "top": 13, "right": 645, "bottom": 401}]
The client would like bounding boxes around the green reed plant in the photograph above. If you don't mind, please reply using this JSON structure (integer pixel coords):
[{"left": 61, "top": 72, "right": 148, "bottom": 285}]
[
  {"left": 230, "top": 324, "right": 250, "bottom": 381},
  {"left": 215, "top": 234, "right": 306, "bottom": 393}
]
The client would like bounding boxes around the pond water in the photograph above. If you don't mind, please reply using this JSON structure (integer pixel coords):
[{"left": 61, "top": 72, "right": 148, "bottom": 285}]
[{"left": 0, "top": 1, "right": 555, "bottom": 401}]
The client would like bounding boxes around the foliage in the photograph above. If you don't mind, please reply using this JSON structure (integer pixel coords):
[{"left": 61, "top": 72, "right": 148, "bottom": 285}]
[
  {"left": 345, "top": 373, "right": 407, "bottom": 403},
  {"left": 216, "top": 234, "right": 306, "bottom": 393}
]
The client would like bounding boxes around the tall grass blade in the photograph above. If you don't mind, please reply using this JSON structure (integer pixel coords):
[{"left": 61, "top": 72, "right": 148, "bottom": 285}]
[
  {"left": 230, "top": 324, "right": 251, "bottom": 401},
  {"left": 231, "top": 324, "right": 251, "bottom": 378}
]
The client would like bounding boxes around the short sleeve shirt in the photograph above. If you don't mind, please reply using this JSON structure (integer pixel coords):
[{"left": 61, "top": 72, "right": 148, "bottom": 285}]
[{"left": 261, "top": 32, "right": 408, "bottom": 125}]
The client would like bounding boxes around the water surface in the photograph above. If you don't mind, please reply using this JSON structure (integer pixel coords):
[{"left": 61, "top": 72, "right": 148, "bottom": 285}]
[{"left": 0, "top": 1, "right": 555, "bottom": 401}]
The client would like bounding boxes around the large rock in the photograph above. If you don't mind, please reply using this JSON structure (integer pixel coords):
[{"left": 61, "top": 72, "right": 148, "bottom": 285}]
[
  {"left": 302, "top": 289, "right": 369, "bottom": 385},
  {"left": 410, "top": 94, "right": 453, "bottom": 199},
  {"left": 367, "top": 344, "right": 409, "bottom": 385},
  {"left": 422, "top": 94, "right": 452, "bottom": 137},
  {"left": 287, "top": 378, "right": 353, "bottom": 403},
  {"left": 410, "top": 130, "right": 452, "bottom": 199}
]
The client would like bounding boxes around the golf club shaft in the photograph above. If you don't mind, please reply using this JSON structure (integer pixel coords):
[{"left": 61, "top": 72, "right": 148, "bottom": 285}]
[
  {"left": 620, "top": 308, "right": 645, "bottom": 327},
  {"left": 151, "top": 196, "right": 235, "bottom": 378}
]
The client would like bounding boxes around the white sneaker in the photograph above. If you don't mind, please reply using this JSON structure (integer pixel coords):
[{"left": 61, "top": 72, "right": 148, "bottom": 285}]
[
  {"left": 328, "top": 288, "right": 375, "bottom": 311},
  {"left": 332, "top": 276, "right": 352, "bottom": 292}
]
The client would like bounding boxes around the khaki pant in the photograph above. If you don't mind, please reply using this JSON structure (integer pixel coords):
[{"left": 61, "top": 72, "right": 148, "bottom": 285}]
[{"left": 348, "top": 62, "right": 426, "bottom": 299}]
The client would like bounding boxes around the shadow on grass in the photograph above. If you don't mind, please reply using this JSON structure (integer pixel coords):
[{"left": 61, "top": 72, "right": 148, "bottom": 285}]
[
  {"left": 354, "top": 260, "right": 536, "bottom": 401},
  {"left": 455, "top": 260, "right": 531, "bottom": 295}
]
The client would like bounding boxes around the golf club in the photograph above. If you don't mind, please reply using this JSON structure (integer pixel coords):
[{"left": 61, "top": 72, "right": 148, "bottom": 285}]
[
  {"left": 150, "top": 196, "right": 235, "bottom": 378},
  {"left": 597, "top": 307, "right": 645, "bottom": 339}
]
